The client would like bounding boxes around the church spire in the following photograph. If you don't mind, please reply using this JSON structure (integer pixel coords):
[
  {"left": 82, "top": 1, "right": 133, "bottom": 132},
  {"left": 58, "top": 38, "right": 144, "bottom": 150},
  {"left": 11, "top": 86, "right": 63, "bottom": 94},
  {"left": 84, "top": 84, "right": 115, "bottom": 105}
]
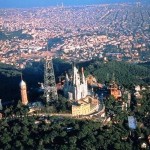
[
  {"left": 65, "top": 72, "right": 69, "bottom": 81},
  {"left": 81, "top": 67, "right": 85, "bottom": 83},
  {"left": 65, "top": 72, "right": 69, "bottom": 87},
  {"left": 73, "top": 62, "right": 78, "bottom": 85}
]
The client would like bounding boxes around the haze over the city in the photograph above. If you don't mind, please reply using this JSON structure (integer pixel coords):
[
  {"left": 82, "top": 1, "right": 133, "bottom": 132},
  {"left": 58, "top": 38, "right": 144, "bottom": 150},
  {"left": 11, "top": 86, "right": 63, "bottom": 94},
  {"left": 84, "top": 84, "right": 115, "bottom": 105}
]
[{"left": 0, "top": 0, "right": 147, "bottom": 8}]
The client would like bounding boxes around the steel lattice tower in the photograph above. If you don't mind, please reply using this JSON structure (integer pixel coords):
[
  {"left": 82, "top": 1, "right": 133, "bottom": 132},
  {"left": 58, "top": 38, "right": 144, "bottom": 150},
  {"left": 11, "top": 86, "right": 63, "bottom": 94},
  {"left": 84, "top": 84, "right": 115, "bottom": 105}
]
[{"left": 44, "top": 57, "right": 58, "bottom": 102}]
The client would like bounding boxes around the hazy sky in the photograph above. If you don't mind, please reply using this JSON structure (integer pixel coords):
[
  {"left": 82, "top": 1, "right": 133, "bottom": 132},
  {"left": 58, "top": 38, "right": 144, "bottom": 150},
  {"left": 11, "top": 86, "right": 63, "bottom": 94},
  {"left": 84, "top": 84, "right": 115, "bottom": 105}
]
[{"left": 0, "top": 0, "right": 140, "bottom": 8}]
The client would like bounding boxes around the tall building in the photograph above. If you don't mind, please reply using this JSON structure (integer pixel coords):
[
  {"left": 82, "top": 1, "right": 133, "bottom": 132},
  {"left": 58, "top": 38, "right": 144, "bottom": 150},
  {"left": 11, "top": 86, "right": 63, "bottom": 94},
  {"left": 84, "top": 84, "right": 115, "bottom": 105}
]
[
  {"left": 20, "top": 79, "right": 28, "bottom": 105},
  {"left": 63, "top": 64, "right": 88, "bottom": 101}
]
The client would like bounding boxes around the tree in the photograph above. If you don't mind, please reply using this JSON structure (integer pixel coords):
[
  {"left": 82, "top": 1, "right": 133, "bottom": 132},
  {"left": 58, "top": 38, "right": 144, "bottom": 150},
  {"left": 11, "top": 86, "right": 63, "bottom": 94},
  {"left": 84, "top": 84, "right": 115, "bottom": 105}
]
[
  {"left": 15, "top": 140, "right": 24, "bottom": 150},
  {"left": 1, "top": 132, "right": 11, "bottom": 145},
  {"left": 11, "top": 124, "right": 21, "bottom": 136}
]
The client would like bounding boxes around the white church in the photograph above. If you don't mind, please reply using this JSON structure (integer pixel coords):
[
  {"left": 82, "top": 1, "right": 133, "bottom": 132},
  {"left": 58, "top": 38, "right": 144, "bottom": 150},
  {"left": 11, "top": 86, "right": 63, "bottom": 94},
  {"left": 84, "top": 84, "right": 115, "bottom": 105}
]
[
  {"left": 63, "top": 64, "right": 88, "bottom": 101},
  {"left": 63, "top": 64, "right": 105, "bottom": 117}
]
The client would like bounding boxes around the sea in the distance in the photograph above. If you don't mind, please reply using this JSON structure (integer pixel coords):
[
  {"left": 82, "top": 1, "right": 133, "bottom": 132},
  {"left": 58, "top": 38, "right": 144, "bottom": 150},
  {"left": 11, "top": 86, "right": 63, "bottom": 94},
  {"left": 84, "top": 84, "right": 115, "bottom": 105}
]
[{"left": 0, "top": 0, "right": 143, "bottom": 8}]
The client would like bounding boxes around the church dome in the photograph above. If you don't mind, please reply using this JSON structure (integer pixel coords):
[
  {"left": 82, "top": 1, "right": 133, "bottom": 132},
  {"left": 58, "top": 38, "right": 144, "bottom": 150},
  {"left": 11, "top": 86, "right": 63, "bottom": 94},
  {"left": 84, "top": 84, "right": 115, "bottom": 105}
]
[{"left": 20, "top": 80, "right": 26, "bottom": 87}]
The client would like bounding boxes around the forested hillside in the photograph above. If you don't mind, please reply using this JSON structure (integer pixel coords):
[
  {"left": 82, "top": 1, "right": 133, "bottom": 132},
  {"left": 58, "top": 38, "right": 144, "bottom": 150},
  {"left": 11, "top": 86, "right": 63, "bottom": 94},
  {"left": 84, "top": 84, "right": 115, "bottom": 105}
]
[
  {"left": 0, "top": 59, "right": 71, "bottom": 102},
  {"left": 0, "top": 116, "right": 137, "bottom": 149},
  {"left": 0, "top": 59, "right": 150, "bottom": 102},
  {"left": 0, "top": 60, "right": 150, "bottom": 149},
  {"left": 83, "top": 60, "right": 150, "bottom": 88}
]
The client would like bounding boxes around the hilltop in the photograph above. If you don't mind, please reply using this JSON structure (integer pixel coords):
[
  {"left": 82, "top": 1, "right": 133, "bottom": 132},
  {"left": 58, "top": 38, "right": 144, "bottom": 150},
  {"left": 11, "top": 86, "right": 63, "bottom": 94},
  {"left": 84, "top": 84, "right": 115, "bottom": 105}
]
[{"left": 0, "top": 59, "right": 150, "bottom": 101}]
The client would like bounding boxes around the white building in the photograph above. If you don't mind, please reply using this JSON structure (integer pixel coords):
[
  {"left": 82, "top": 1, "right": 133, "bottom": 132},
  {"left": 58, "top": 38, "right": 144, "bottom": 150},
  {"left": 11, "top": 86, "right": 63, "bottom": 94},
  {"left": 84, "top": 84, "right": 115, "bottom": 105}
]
[{"left": 63, "top": 64, "right": 88, "bottom": 101}]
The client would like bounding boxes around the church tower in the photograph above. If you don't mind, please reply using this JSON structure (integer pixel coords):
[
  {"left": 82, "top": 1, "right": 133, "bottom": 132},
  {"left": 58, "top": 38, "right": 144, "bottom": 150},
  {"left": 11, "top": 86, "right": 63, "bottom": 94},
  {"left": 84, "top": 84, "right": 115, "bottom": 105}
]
[
  {"left": 20, "top": 79, "right": 28, "bottom": 105},
  {"left": 63, "top": 64, "right": 88, "bottom": 101}
]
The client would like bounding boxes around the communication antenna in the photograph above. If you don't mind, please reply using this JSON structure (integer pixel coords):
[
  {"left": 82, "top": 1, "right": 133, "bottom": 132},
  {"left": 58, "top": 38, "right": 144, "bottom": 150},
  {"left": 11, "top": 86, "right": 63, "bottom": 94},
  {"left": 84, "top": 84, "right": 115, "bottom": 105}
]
[{"left": 44, "top": 57, "right": 58, "bottom": 102}]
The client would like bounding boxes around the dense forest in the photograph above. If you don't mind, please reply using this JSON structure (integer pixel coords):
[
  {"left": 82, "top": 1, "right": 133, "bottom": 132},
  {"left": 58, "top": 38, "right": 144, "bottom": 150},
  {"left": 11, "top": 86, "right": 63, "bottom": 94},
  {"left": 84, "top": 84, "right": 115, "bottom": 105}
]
[
  {"left": 82, "top": 60, "right": 150, "bottom": 88},
  {"left": 0, "top": 89, "right": 149, "bottom": 150},
  {"left": 0, "top": 116, "right": 138, "bottom": 149}
]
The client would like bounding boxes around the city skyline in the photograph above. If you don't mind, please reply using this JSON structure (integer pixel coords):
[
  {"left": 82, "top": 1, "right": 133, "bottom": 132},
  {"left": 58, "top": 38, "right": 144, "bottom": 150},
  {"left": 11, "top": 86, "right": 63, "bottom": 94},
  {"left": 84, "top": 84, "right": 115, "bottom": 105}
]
[{"left": 0, "top": 0, "right": 145, "bottom": 8}]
